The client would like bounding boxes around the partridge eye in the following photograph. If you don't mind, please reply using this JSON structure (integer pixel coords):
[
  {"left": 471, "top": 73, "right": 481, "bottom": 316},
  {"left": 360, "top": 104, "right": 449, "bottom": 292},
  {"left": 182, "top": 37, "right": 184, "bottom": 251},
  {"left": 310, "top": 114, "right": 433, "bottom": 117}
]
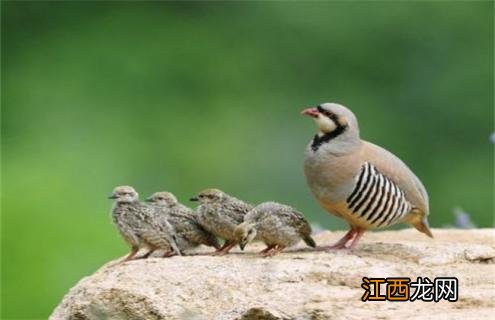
[{"left": 247, "top": 229, "right": 253, "bottom": 234}]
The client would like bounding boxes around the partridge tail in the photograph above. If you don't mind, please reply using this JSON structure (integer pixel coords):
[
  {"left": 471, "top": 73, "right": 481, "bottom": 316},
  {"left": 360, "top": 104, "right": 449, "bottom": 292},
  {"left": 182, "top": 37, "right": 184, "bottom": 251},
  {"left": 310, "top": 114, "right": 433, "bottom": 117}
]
[
  {"left": 413, "top": 217, "right": 433, "bottom": 238},
  {"left": 303, "top": 235, "right": 317, "bottom": 248}
]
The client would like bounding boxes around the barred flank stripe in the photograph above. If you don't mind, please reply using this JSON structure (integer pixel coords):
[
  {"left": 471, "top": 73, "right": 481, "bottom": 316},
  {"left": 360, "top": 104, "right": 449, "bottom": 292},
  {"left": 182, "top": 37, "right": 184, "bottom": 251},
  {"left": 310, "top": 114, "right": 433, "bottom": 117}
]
[
  {"left": 346, "top": 162, "right": 411, "bottom": 227},
  {"left": 346, "top": 163, "right": 369, "bottom": 204},
  {"left": 360, "top": 175, "right": 384, "bottom": 218},
  {"left": 370, "top": 181, "right": 395, "bottom": 225}
]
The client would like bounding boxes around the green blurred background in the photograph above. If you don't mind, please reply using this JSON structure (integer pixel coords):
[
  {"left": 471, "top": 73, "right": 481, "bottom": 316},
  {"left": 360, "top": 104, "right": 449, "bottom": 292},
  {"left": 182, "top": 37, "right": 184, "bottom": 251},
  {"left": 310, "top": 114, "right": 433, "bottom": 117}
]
[{"left": 2, "top": 1, "right": 493, "bottom": 318}]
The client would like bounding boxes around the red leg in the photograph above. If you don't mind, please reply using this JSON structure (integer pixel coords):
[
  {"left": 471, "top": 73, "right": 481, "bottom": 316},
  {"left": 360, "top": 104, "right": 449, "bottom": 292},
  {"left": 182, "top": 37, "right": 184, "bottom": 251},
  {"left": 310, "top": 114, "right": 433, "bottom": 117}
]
[
  {"left": 220, "top": 242, "right": 237, "bottom": 254},
  {"left": 163, "top": 250, "right": 179, "bottom": 258},
  {"left": 136, "top": 248, "right": 156, "bottom": 259},
  {"left": 215, "top": 241, "right": 230, "bottom": 252},
  {"left": 258, "top": 245, "right": 276, "bottom": 255},
  {"left": 122, "top": 246, "right": 139, "bottom": 262},
  {"left": 212, "top": 241, "right": 236, "bottom": 256},
  {"left": 136, "top": 249, "right": 155, "bottom": 259},
  {"left": 261, "top": 245, "right": 285, "bottom": 257},
  {"left": 348, "top": 228, "right": 366, "bottom": 250},
  {"left": 318, "top": 227, "right": 357, "bottom": 250}
]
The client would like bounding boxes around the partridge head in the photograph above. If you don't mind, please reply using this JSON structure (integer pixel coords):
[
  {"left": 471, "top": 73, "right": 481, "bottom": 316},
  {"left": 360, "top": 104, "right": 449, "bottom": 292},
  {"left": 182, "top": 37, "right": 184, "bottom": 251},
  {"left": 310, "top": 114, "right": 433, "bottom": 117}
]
[
  {"left": 234, "top": 222, "right": 257, "bottom": 251},
  {"left": 108, "top": 185, "right": 139, "bottom": 203},
  {"left": 146, "top": 192, "right": 178, "bottom": 207}
]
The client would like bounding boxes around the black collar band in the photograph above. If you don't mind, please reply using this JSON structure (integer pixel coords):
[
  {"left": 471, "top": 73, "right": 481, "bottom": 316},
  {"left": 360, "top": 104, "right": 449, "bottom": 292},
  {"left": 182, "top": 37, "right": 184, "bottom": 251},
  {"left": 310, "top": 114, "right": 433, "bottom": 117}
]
[{"left": 311, "top": 124, "right": 348, "bottom": 151}]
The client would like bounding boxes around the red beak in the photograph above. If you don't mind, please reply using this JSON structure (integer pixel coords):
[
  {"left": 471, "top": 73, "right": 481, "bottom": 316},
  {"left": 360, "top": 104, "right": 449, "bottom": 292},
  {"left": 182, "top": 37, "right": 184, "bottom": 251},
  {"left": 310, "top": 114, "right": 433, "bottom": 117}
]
[{"left": 301, "top": 107, "right": 320, "bottom": 118}]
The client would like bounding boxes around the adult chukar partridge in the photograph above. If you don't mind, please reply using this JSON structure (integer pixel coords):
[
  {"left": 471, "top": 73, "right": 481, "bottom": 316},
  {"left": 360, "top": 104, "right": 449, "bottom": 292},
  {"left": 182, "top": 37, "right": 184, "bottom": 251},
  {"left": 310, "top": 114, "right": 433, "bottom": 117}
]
[{"left": 302, "top": 103, "right": 432, "bottom": 249}]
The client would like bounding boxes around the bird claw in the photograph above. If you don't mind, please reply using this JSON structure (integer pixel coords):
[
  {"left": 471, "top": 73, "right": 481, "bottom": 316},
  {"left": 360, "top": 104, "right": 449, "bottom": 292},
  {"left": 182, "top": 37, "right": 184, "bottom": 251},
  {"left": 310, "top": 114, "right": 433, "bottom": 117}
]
[
  {"left": 259, "top": 246, "right": 283, "bottom": 257},
  {"left": 318, "top": 244, "right": 348, "bottom": 251},
  {"left": 210, "top": 251, "right": 227, "bottom": 256},
  {"left": 162, "top": 251, "right": 177, "bottom": 258}
]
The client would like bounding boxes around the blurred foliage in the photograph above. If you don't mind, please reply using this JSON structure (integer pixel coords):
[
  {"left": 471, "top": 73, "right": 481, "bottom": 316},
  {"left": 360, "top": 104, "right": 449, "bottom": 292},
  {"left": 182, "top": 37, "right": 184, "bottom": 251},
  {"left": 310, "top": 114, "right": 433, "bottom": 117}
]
[{"left": 1, "top": 1, "right": 493, "bottom": 319}]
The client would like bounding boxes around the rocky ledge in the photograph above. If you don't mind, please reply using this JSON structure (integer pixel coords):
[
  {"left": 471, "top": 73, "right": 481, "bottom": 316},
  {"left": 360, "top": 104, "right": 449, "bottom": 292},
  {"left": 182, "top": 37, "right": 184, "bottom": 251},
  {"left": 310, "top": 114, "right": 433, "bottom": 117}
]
[{"left": 50, "top": 229, "right": 495, "bottom": 320}]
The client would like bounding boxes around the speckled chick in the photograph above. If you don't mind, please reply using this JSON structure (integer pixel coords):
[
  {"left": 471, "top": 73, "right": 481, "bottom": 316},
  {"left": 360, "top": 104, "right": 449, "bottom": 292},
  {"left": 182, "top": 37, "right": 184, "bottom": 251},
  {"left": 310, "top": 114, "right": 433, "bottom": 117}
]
[
  {"left": 302, "top": 102, "right": 432, "bottom": 250},
  {"left": 191, "top": 188, "right": 253, "bottom": 255},
  {"left": 109, "top": 186, "right": 181, "bottom": 261},
  {"left": 146, "top": 191, "right": 220, "bottom": 254},
  {"left": 234, "top": 202, "right": 316, "bottom": 256}
]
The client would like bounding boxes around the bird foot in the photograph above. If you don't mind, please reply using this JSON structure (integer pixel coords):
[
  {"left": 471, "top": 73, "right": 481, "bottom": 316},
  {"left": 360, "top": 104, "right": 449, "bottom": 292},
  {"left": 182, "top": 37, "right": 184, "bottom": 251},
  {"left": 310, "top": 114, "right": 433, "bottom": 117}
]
[
  {"left": 162, "top": 251, "right": 178, "bottom": 258},
  {"left": 259, "top": 250, "right": 276, "bottom": 257},
  {"left": 136, "top": 250, "right": 155, "bottom": 259},
  {"left": 258, "top": 246, "right": 276, "bottom": 254},
  {"left": 211, "top": 243, "right": 235, "bottom": 256},
  {"left": 210, "top": 250, "right": 228, "bottom": 256},
  {"left": 317, "top": 244, "right": 348, "bottom": 251},
  {"left": 259, "top": 246, "right": 283, "bottom": 257}
]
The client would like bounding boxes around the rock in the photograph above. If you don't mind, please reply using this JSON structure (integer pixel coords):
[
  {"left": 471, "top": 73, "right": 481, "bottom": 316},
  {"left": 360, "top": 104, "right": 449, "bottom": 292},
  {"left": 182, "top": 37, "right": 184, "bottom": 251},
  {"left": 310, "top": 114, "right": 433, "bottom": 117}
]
[{"left": 50, "top": 229, "right": 495, "bottom": 320}]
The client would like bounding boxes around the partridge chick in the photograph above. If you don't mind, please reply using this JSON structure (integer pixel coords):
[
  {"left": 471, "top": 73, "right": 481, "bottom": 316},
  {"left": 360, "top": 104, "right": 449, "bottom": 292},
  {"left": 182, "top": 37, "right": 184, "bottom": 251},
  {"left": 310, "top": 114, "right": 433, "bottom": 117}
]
[
  {"left": 191, "top": 188, "right": 253, "bottom": 255},
  {"left": 109, "top": 186, "right": 180, "bottom": 261},
  {"left": 302, "top": 103, "right": 432, "bottom": 250},
  {"left": 146, "top": 191, "right": 220, "bottom": 254},
  {"left": 234, "top": 202, "right": 316, "bottom": 256}
]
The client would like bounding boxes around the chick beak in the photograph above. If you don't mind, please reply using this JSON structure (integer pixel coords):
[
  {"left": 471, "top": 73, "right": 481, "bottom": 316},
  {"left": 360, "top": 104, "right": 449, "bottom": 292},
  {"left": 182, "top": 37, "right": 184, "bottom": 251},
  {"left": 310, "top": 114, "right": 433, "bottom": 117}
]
[
  {"left": 301, "top": 107, "right": 320, "bottom": 118},
  {"left": 239, "top": 243, "right": 245, "bottom": 251},
  {"left": 190, "top": 197, "right": 199, "bottom": 202},
  {"left": 145, "top": 197, "right": 153, "bottom": 202},
  {"left": 108, "top": 194, "right": 118, "bottom": 199}
]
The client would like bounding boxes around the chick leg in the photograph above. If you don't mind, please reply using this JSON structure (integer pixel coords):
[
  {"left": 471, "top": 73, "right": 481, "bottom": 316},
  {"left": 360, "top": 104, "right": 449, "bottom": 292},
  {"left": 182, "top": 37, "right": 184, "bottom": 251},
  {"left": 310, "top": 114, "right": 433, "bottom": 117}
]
[
  {"left": 211, "top": 241, "right": 231, "bottom": 255},
  {"left": 258, "top": 245, "right": 277, "bottom": 255},
  {"left": 270, "top": 245, "right": 286, "bottom": 256},
  {"left": 163, "top": 250, "right": 181, "bottom": 258},
  {"left": 212, "top": 241, "right": 236, "bottom": 256},
  {"left": 122, "top": 246, "right": 139, "bottom": 262},
  {"left": 137, "top": 248, "right": 156, "bottom": 259},
  {"left": 223, "top": 242, "right": 237, "bottom": 253},
  {"left": 215, "top": 240, "right": 231, "bottom": 252},
  {"left": 261, "top": 245, "right": 285, "bottom": 257},
  {"left": 168, "top": 235, "right": 182, "bottom": 257}
]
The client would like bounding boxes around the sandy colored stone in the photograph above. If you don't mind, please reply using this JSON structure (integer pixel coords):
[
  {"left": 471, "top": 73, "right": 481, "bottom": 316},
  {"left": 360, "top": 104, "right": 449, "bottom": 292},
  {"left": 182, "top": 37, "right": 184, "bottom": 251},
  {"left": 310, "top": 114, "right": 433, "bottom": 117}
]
[{"left": 50, "top": 229, "right": 495, "bottom": 320}]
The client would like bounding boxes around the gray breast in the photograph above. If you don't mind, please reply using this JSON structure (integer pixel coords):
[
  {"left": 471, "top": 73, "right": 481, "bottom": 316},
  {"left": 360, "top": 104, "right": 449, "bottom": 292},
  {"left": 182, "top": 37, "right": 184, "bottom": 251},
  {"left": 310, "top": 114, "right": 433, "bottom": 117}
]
[{"left": 346, "top": 162, "right": 412, "bottom": 227}]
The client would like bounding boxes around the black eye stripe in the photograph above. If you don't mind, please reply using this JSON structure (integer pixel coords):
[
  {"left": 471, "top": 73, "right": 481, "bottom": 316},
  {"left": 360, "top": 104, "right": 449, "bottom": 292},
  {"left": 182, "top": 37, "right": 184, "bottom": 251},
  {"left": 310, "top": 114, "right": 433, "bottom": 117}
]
[{"left": 317, "top": 106, "right": 335, "bottom": 118}]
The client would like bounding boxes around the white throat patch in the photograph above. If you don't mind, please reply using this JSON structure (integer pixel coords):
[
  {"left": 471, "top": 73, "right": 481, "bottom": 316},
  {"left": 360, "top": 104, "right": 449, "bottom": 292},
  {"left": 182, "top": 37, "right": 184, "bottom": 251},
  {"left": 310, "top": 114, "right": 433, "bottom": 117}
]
[{"left": 314, "top": 115, "right": 337, "bottom": 134}]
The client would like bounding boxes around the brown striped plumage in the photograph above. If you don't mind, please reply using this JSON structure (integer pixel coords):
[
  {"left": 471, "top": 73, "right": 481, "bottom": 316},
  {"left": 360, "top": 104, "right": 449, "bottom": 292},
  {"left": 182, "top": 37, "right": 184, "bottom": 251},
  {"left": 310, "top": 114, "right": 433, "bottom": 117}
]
[
  {"left": 108, "top": 186, "right": 181, "bottom": 261},
  {"left": 302, "top": 102, "right": 432, "bottom": 249}
]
